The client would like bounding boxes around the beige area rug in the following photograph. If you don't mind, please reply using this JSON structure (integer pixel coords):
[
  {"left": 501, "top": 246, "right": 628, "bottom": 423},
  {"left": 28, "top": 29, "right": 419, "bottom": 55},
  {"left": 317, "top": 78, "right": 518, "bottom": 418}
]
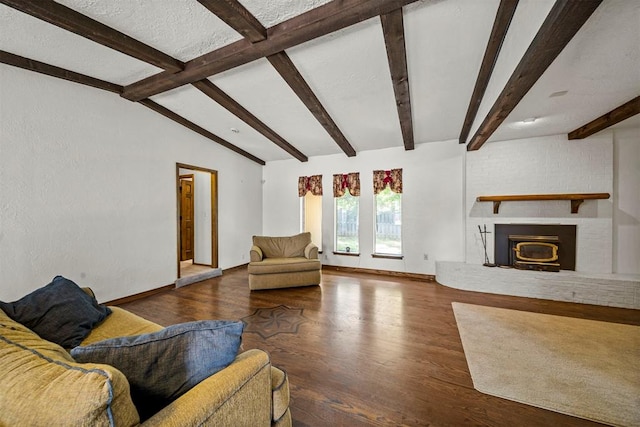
[{"left": 452, "top": 302, "right": 640, "bottom": 426}]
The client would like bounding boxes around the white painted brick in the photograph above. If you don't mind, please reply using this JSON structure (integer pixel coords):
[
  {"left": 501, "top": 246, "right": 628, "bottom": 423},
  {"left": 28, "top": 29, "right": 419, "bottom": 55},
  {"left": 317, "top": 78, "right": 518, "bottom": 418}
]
[
  {"left": 466, "top": 134, "right": 614, "bottom": 273},
  {"left": 436, "top": 261, "right": 640, "bottom": 309}
]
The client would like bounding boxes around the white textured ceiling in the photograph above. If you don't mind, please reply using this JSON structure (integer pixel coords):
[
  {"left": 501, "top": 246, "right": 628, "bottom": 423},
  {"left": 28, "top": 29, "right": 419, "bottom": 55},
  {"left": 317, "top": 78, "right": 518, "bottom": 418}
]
[
  {"left": 405, "top": 0, "right": 502, "bottom": 144},
  {"left": 209, "top": 58, "right": 335, "bottom": 158},
  {"left": 488, "top": 0, "right": 640, "bottom": 142},
  {"left": 1, "top": 0, "right": 638, "bottom": 163},
  {"left": 286, "top": 17, "right": 402, "bottom": 153},
  {"left": 55, "top": 0, "right": 243, "bottom": 62}
]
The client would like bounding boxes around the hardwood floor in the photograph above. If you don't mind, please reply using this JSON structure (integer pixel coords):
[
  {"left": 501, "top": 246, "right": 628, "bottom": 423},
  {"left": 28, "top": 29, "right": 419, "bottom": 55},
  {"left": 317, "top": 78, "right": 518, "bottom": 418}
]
[
  {"left": 179, "top": 259, "right": 216, "bottom": 277},
  {"left": 117, "top": 267, "right": 639, "bottom": 427}
]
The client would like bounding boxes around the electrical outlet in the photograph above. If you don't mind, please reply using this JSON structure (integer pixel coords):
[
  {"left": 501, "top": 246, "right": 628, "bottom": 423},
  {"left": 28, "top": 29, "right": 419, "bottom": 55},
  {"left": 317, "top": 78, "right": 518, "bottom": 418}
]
[{"left": 423, "top": 253, "right": 429, "bottom": 261}]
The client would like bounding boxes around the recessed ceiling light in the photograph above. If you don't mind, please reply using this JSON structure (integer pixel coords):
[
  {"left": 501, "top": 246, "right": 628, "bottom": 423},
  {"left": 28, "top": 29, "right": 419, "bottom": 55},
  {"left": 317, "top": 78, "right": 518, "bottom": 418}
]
[
  {"left": 522, "top": 117, "right": 537, "bottom": 124},
  {"left": 230, "top": 128, "right": 239, "bottom": 133},
  {"left": 549, "top": 90, "right": 568, "bottom": 98}
]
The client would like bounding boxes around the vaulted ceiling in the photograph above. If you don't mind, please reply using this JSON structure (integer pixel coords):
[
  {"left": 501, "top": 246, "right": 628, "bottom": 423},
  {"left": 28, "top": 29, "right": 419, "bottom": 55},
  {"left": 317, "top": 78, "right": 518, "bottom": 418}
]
[{"left": 1, "top": 0, "right": 638, "bottom": 165}]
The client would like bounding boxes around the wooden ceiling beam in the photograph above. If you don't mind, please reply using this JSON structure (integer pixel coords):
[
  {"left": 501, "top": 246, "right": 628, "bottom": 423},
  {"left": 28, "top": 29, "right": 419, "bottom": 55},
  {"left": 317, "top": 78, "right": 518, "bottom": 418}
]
[
  {"left": 0, "top": 0, "right": 183, "bottom": 73},
  {"left": 195, "top": 1, "right": 309, "bottom": 161},
  {"left": 197, "top": 0, "right": 267, "bottom": 43},
  {"left": 381, "top": 8, "right": 414, "bottom": 151},
  {"left": 0, "top": 51, "right": 264, "bottom": 165},
  {"left": 459, "top": 0, "right": 518, "bottom": 144},
  {"left": 122, "top": 0, "right": 421, "bottom": 101},
  {"left": 0, "top": 50, "right": 122, "bottom": 93},
  {"left": 139, "top": 99, "right": 266, "bottom": 165},
  {"left": 467, "top": 0, "right": 603, "bottom": 151},
  {"left": 192, "top": 79, "right": 308, "bottom": 161},
  {"left": 267, "top": 52, "right": 357, "bottom": 157},
  {"left": 568, "top": 96, "right": 640, "bottom": 140},
  {"left": 5, "top": 0, "right": 308, "bottom": 162}
]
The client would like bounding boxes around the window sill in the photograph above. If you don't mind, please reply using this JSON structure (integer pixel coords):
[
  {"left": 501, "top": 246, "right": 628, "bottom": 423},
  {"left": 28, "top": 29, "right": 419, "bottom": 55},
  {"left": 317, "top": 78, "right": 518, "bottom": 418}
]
[
  {"left": 332, "top": 251, "right": 360, "bottom": 257},
  {"left": 371, "top": 253, "right": 404, "bottom": 260}
]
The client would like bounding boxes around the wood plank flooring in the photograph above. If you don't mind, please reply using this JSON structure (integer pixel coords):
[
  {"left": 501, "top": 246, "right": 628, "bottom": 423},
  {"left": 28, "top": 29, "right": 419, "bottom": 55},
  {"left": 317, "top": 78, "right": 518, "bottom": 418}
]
[{"left": 117, "top": 267, "right": 639, "bottom": 427}]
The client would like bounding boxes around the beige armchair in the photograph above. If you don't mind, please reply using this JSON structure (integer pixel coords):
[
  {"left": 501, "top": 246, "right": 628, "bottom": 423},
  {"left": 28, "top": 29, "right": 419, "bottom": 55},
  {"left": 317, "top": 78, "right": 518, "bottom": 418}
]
[{"left": 248, "top": 232, "right": 321, "bottom": 290}]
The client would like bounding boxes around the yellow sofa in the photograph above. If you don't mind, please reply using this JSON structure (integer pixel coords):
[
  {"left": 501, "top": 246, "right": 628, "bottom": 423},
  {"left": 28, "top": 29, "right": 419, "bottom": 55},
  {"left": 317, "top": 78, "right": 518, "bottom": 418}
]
[
  {"left": 0, "top": 293, "right": 291, "bottom": 427},
  {"left": 248, "top": 232, "right": 322, "bottom": 290}
]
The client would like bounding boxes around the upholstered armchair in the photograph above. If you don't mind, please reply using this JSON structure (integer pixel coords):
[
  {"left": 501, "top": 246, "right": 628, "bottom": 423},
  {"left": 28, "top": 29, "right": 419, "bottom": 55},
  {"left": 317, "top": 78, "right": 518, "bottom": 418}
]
[{"left": 248, "top": 232, "right": 321, "bottom": 290}]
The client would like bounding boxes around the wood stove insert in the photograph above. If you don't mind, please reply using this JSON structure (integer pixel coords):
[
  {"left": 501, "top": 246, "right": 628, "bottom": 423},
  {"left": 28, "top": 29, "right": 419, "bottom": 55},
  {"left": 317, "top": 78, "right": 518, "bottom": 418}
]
[{"left": 494, "top": 224, "right": 576, "bottom": 271}]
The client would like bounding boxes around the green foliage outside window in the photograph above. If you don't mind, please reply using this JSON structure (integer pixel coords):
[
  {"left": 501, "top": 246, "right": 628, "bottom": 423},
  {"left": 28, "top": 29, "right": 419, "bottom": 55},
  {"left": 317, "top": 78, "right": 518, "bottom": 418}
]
[
  {"left": 375, "top": 187, "right": 401, "bottom": 255},
  {"left": 335, "top": 190, "right": 359, "bottom": 253}
]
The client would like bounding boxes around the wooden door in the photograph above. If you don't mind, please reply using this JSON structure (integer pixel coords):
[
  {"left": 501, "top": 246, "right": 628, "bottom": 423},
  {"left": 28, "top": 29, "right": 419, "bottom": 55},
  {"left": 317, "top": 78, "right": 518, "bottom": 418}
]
[{"left": 180, "top": 177, "right": 194, "bottom": 261}]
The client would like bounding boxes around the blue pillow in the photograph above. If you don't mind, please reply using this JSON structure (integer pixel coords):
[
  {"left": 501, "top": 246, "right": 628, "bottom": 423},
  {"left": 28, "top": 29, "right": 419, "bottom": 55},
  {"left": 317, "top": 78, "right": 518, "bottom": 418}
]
[
  {"left": 0, "top": 276, "right": 111, "bottom": 348},
  {"left": 71, "top": 320, "right": 244, "bottom": 420}
]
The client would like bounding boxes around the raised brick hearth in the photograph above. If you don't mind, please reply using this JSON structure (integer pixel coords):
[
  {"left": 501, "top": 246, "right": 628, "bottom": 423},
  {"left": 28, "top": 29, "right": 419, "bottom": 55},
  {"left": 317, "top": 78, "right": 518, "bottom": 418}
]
[{"left": 436, "top": 261, "right": 639, "bottom": 309}]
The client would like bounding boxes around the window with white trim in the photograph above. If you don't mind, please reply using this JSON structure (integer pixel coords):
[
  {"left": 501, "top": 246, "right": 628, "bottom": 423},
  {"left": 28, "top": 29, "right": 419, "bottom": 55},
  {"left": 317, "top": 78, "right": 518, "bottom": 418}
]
[
  {"left": 374, "top": 187, "right": 402, "bottom": 255},
  {"left": 333, "top": 172, "right": 360, "bottom": 254},
  {"left": 372, "top": 169, "right": 403, "bottom": 257},
  {"left": 335, "top": 190, "right": 359, "bottom": 253}
]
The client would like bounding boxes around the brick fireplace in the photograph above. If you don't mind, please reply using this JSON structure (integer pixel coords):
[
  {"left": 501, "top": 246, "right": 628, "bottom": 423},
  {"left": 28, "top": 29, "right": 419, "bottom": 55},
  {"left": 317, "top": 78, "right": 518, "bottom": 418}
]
[
  {"left": 465, "top": 134, "right": 613, "bottom": 274},
  {"left": 446, "top": 133, "right": 634, "bottom": 308}
]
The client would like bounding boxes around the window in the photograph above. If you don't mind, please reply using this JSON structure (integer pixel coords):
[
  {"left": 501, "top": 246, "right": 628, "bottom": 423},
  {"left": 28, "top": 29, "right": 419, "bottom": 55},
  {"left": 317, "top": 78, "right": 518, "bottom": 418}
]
[
  {"left": 335, "top": 190, "right": 359, "bottom": 253},
  {"left": 372, "top": 169, "right": 402, "bottom": 257},
  {"left": 298, "top": 175, "right": 323, "bottom": 250},
  {"left": 374, "top": 187, "right": 402, "bottom": 255},
  {"left": 300, "top": 192, "right": 322, "bottom": 250}
]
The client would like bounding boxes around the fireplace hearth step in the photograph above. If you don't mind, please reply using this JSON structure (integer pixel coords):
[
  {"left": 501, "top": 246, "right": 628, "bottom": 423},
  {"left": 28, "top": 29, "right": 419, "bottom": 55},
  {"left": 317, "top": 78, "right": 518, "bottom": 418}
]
[{"left": 436, "top": 261, "right": 640, "bottom": 310}]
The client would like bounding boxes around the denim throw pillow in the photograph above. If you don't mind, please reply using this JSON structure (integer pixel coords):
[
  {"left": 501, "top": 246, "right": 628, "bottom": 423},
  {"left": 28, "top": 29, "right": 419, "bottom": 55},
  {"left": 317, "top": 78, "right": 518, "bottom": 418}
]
[
  {"left": 0, "top": 276, "right": 111, "bottom": 348},
  {"left": 71, "top": 320, "right": 244, "bottom": 421}
]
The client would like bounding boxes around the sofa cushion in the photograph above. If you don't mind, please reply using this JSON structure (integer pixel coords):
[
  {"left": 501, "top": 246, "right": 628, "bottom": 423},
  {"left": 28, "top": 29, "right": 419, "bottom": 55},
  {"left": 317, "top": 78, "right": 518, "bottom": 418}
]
[
  {"left": 248, "top": 257, "right": 321, "bottom": 275},
  {"left": 0, "top": 276, "right": 111, "bottom": 348},
  {"left": 0, "top": 309, "right": 139, "bottom": 427},
  {"left": 71, "top": 320, "right": 244, "bottom": 421},
  {"left": 253, "top": 232, "right": 311, "bottom": 258}
]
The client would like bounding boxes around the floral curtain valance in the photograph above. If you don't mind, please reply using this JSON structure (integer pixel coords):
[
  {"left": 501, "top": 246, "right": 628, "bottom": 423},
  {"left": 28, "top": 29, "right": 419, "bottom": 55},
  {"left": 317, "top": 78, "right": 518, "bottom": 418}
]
[
  {"left": 333, "top": 172, "right": 360, "bottom": 197},
  {"left": 373, "top": 169, "right": 402, "bottom": 194},
  {"left": 298, "top": 175, "right": 323, "bottom": 197}
]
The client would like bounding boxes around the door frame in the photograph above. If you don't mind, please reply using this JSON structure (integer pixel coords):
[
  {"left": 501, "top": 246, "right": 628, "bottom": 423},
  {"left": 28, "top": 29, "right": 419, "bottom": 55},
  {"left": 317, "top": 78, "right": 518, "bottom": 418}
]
[{"left": 176, "top": 163, "right": 218, "bottom": 279}]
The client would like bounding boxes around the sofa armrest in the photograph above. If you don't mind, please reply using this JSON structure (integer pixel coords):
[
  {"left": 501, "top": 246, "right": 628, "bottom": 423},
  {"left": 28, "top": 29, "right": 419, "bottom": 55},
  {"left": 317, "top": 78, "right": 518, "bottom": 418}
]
[
  {"left": 142, "top": 349, "right": 273, "bottom": 427},
  {"left": 304, "top": 242, "right": 318, "bottom": 259},
  {"left": 250, "top": 245, "right": 264, "bottom": 262}
]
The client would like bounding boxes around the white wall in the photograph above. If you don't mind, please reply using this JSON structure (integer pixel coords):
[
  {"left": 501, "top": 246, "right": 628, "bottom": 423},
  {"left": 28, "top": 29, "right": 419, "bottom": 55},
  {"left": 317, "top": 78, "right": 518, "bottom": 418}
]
[
  {"left": 263, "top": 141, "right": 465, "bottom": 275},
  {"left": 465, "top": 133, "right": 614, "bottom": 273},
  {"left": 193, "top": 171, "right": 212, "bottom": 265},
  {"left": 612, "top": 125, "right": 640, "bottom": 275},
  {"left": 0, "top": 66, "right": 262, "bottom": 302}
]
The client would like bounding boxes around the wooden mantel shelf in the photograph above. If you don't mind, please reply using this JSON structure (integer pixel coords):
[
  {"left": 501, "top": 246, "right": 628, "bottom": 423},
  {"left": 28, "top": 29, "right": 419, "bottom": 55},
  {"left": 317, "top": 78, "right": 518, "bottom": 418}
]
[{"left": 476, "top": 193, "right": 611, "bottom": 214}]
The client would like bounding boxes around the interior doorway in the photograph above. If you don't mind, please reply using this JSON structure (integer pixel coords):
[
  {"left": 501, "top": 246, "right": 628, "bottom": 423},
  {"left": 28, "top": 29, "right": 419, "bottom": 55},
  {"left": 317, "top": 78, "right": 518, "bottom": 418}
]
[{"left": 176, "top": 163, "right": 218, "bottom": 279}]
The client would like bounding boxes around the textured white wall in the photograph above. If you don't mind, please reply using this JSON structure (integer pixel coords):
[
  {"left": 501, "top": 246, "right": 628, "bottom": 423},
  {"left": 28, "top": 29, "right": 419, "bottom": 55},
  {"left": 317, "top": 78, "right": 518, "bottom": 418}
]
[
  {"left": 613, "top": 125, "right": 640, "bottom": 275},
  {"left": 193, "top": 170, "right": 212, "bottom": 265},
  {"left": 465, "top": 133, "right": 614, "bottom": 273},
  {"left": 0, "top": 66, "right": 262, "bottom": 302},
  {"left": 263, "top": 141, "right": 466, "bottom": 275}
]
